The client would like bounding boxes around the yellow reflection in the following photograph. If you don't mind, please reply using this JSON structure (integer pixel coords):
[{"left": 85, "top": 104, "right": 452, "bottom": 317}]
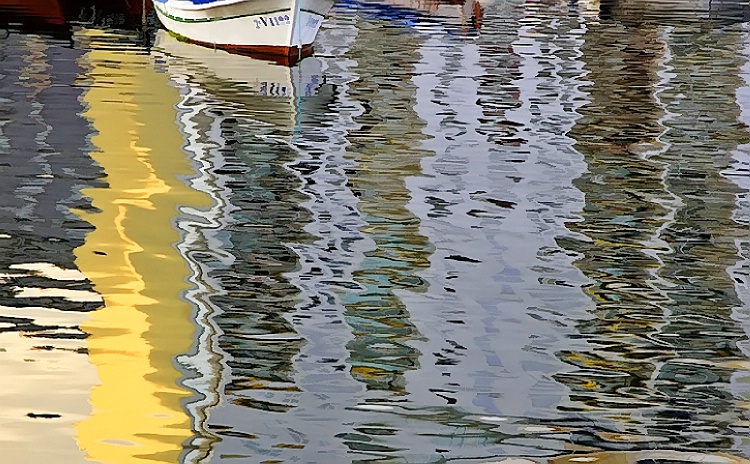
[{"left": 72, "top": 29, "right": 211, "bottom": 463}]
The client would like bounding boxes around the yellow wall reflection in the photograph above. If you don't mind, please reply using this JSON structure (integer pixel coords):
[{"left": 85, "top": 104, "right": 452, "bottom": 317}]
[{"left": 72, "top": 29, "right": 211, "bottom": 463}]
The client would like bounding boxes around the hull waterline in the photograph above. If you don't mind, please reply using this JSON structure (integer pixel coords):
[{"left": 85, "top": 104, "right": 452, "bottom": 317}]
[{"left": 153, "top": 0, "right": 335, "bottom": 57}]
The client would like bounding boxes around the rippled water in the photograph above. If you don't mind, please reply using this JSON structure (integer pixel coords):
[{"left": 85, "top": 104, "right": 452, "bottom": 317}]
[{"left": 5, "top": 0, "right": 750, "bottom": 462}]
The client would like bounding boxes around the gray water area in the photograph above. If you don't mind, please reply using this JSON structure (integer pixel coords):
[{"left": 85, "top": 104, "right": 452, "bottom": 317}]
[{"left": 3, "top": 0, "right": 750, "bottom": 462}]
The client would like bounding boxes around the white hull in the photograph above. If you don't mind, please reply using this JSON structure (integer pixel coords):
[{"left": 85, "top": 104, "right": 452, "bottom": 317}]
[{"left": 153, "top": 0, "right": 335, "bottom": 53}]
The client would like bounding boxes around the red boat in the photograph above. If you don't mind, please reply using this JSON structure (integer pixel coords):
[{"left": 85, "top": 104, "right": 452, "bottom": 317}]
[
  {"left": 0, "top": 0, "right": 66, "bottom": 26},
  {"left": 0, "top": 0, "right": 151, "bottom": 30}
]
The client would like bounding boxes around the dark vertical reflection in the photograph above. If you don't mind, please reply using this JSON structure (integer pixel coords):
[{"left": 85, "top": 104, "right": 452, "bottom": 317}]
[
  {"left": 561, "top": 9, "right": 750, "bottom": 454},
  {"left": 209, "top": 129, "right": 307, "bottom": 406},
  {"left": 648, "top": 25, "right": 750, "bottom": 449},
  {"left": 0, "top": 34, "right": 101, "bottom": 290},
  {"left": 340, "top": 14, "right": 431, "bottom": 393},
  {"left": 0, "top": 31, "right": 101, "bottom": 461},
  {"left": 561, "top": 20, "right": 671, "bottom": 415}
]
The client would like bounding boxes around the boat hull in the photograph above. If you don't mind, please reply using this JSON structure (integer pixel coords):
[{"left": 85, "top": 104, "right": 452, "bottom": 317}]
[{"left": 153, "top": 0, "right": 335, "bottom": 57}]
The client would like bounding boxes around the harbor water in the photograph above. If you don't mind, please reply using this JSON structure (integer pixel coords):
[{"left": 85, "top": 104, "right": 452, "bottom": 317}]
[{"left": 3, "top": 0, "right": 750, "bottom": 462}]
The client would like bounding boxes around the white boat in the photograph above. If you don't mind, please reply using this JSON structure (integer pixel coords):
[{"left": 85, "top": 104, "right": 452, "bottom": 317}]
[{"left": 152, "top": 0, "right": 336, "bottom": 59}]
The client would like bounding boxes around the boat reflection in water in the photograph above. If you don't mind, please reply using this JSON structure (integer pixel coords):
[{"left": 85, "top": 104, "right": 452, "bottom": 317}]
[
  {"left": 150, "top": 29, "right": 334, "bottom": 461},
  {"left": 153, "top": 29, "right": 325, "bottom": 130}
]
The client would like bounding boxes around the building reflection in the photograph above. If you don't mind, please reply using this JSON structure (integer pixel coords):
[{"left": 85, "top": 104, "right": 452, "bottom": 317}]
[
  {"left": 338, "top": 8, "right": 432, "bottom": 394},
  {"left": 385, "top": 0, "right": 592, "bottom": 458},
  {"left": 0, "top": 25, "right": 101, "bottom": 464},
  {"left": 562, "top": 4, "right": 750, "bottom": 454},
  {"left": 642, "top": 21, "right": 750, "bottom": 449},
  {"left": 7, "top": 0, "right": 750, "bottom": 462},
  {"left": 71, "top": 27, "right": 211, "bottom": 463},
  {"left": 561, "top": 12, "right": 671, "bottom": 415}
]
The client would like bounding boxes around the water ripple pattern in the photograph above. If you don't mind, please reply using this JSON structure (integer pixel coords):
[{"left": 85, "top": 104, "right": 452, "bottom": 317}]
[{"left": 4, "top": 1, "right": 750, "bottom": 463}]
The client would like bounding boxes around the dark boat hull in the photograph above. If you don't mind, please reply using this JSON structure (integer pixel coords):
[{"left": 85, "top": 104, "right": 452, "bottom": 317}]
[{"left": 0, "top": 0, "right": 152, "bottom": 31}]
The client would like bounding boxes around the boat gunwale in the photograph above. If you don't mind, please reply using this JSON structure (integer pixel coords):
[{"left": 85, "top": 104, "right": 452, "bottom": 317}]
[
  {"left": 153, "top": 2, "right": 322, "bottom": 24},
  {"left": 154, "top": 0, "right": 288, "bottom": 12}
]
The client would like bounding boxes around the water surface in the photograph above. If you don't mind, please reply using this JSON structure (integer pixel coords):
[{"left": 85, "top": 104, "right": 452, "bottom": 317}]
[{"left": 3, "top": 0, "right": 750, "bottom": 462}]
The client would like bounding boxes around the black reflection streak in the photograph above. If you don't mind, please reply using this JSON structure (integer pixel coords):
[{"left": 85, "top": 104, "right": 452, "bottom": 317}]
[
  {"left": 208, "top": 118, "right": 309, "bottom": 400},
  {"left": 0, "top": 32, "right": 102, "bottom": 332}
]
